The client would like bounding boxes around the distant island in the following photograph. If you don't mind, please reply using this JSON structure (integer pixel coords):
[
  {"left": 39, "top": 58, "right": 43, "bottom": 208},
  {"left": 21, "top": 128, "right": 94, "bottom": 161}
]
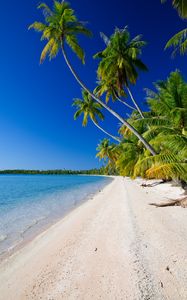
[{"left": 0, "top": 168, "right": 106, "bottom": 175}]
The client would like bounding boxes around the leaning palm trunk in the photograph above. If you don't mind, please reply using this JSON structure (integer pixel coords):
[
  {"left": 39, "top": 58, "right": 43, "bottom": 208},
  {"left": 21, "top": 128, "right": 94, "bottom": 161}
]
[
  {"left": 62, "top": 46, "right": 156, "bottom": 155},
  {"left": 127, "top": 87, "right": 144, "bottom": 118},
  {"left": 115, "top": 94, "right": 136, "bottom": 111},
  {"left": 92, "top": 119, "right": 121, "bottom": 143},
  {"left": 117, "top": 97, "right": 136, "bottom": 110}
]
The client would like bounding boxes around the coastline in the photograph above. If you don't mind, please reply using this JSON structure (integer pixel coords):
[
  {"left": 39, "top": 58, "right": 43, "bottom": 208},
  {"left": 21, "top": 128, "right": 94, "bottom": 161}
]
[
  {"left": 0, "top": 175, "right": 113, "bottom": 262},
  {"left": 0, "top": 177, "right": 187, "bottom": 299}
]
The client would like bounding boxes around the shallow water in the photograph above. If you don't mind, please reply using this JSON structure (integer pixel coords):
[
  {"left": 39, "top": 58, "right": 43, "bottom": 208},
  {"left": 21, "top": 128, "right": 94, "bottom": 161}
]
[{"left": 0, "top": 175, "right": 112, "bottom": 259}]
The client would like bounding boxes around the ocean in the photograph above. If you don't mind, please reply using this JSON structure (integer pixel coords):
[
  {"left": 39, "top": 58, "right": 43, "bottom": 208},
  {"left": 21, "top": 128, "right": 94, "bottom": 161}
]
[{"left": 0, "top": 174, "right": 112, "bottom": 259}]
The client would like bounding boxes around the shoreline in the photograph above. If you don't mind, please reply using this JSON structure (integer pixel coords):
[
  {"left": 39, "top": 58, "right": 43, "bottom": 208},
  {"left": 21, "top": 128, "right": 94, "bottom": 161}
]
[
  {"left": 0, "top": 177, "right": 187, "bottom": 299},
  {"left": 0, "top": 175, "right": 113, "bottom": 263}
]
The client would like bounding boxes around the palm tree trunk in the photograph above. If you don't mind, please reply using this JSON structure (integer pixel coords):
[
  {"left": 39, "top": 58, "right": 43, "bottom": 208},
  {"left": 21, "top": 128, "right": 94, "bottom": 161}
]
[
  {"left": 61, "top": 46, "right": 157, "bottom": 156},
  {"left": 92, "top": 120, "right": 121, "bottom": 143},
  {"left": 116, "top": 96, "right": 136, "bottom": 111},
  {"left": 112, "top": 90, "right": 136, "bottom": 110},
  {"left": 127, "top": 87, "right": 144, "bottom": 119}
]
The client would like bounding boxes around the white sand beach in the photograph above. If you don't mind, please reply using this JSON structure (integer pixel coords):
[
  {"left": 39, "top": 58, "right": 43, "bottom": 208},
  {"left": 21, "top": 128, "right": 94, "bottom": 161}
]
[{"left": 0, "top": 177, "right": 187, "bottom": 299}]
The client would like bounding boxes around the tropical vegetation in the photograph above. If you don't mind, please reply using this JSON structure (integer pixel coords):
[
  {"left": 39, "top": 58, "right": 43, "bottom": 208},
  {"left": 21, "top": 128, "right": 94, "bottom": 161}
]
[
  {"left": 72, "top": 90, "right": 121, "bottom": 142},
  {"left": 29, "top": 0, "right": 156, "bottom": 155},
  {"left": 94, "top": 27, "right": 147, "bottom": 118},
  {"left": 0, "top": 169, "right": 106, "bottom": 175},
  {"left": 162, "top": 0, "right": 187, "bottom": 56},
  {"left": 99, "top": 71, "right": 187, "bottom": 182},
  {"left": 29, "top": 1, "right": 187, "bottom": 185}
]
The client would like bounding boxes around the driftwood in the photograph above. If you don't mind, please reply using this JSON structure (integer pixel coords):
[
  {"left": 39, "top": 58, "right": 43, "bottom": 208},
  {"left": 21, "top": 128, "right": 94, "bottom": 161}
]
[
  {"left": 149, "top": 197, "right": 187, "bottom": 208},
  {"left": 141, "top": 180, "right": 167, "bottom": 188}
]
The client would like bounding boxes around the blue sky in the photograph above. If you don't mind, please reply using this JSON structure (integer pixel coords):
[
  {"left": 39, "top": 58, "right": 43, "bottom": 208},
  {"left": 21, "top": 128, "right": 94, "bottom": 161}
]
[{"left": 0, "top": 0, "right": 186, "bottom": 170}]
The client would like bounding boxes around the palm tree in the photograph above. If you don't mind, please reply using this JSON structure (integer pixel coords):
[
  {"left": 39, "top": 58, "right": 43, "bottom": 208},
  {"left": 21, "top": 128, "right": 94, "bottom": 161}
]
[
  {"left": 162, "top": 0, "right": 187, "bottom": 55},
  {"left": 161, "top": 0, "right": 187, "bottom": 18},
  {"left": 94, "top": 28, "right": 148, "bottom": 118},
  {"left": 123, "top": 71, "right": 187, "bottom": 181},
  {"left": 165, "top": 28, "right": 187, "bottom": 56},
  {"left": 73, "top": 90, "right": 121, "bottom": 142},
  {"left": 94, "top": 71, "right": 187, "bottom": 182},
  {"left": 94, "top": 78, "right": 136, "bottom": 111},
  {"left": 116, "top": 140, "right": 144, "bottom": 178},
  {"left": 96, "top": 139, "right": 119, "bottom": 161},
  {"left": 146, "top": 70, "right": 187, "bottom": 132},
  {"left": 29, "top": 1, "right": 156, "bottom": 155},
  {"left": 96, "top": 139, "right": 120, "bottom": 174},
  {"left": 96, "top": 139, "right": 119, "bottom": 175}
]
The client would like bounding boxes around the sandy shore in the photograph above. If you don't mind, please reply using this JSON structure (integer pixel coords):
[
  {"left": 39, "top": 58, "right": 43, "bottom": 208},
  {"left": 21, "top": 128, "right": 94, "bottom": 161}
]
[{"left": 0, "top": 177, "right": 187, "bottom": 299}]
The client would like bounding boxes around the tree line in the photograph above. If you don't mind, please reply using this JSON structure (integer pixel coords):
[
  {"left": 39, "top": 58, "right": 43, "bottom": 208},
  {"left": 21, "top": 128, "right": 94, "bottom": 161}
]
[{"left": 0, "top": 168, "right": 106, "bottom": 175}]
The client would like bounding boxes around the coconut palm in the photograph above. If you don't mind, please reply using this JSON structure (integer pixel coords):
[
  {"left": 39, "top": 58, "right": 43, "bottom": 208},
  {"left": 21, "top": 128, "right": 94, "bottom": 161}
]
[
  {"left": 162, "top": 0, "right": 187, "bottom": 55},
  {"left": 146, "top": 70, "right": 187, "bottom": 131},
  {"left": 29, "top": 1, "right": 156, "bottom": 155},
  {"left": 119, "top": 71, "right": 187, "bottom": 181},
  {"left": 94, "top": 28, "right": 148, "bottom": 118},
  {"left": 117, "top": 119, "right": 187, "bottom": 181},
  {"left": 161, "top": 0, "right": 187, "bottom": 18},
  {"left": 96, "top": 139, "right": 120, "bottom": 174},
  {"left": 73, "top": 90, "right": 121, "bottom": 142},
  {"left": 165, "top": 28, "right": 187, "bottom": 56},
  {"left": 96, "top": 71, "right": 187, "bottom": 181},
  {"left": 94, "top": 78, "right": 136, "bottom": 111},
  {"left": 96, "top": 139, "right": 119, "bottom": 162},
  {"left": 116, "top": 140, "right": 144, "bottom": 178}
]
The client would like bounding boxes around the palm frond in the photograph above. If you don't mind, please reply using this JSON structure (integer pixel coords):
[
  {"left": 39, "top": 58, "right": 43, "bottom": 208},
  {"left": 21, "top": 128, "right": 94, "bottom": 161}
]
[
  {"left": 161, "top": 0, "right": 187, "bottom": 19},
  {"left": 66, "top": 35, "right": 85, "bottom": 63},
  {"left": 28, "top": 22, "right": 46, "bottom": 32},
  {"left": 165, "top": 28, "right": 187, "bottom": 56},
  {"left": 100, "top": 32, "right": 110, "bottom": 45},
  {"left": 37, "top": 3, "right": 53, "bottom": 17},
  {"left": 146, "top": 162, "right": 187, "bottom": 180},
  {"left": 40, "top": 39, "right": 55, "bottom": 63},
  {"left": 74, "top": 109, "right": 82, "bottom": 120}
]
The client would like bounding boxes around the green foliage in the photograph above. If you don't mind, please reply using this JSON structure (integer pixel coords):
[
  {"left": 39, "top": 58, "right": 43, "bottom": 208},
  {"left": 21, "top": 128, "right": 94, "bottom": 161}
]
[
  {"left": 97, "top": 71, "right": 187, "bottom": 182},
  {"left": 146, "top": 71, "right": 187, "bottom": 129},
  {"left": 116, "top": 142, "right": 143, "bottom": 177},
  {"left": 73, "top": 90, "right": 104, "bottom": 126},
  {"left": 162, "top": 1, "right": 187, "bottom": 56},
  {"left": 29, "top": 1, "right": 92, "bottom": 64},
  {"left": 0, "top": 169, "right": 106, "bottom": 175},
  {"left": 96, "top": 139, "right": 120, "bottom": 162},
  {"left": 165, "top": 28, "right": 187, "bottom": 56},
  {"left": 94, "top": 78, "right": 126, "bottom": 103},
  {"left": 94, "top": 27, "right": 147, "bottom": 97},
  {"left": 30, "top": 3, "right": 186, "bottom": 181},
  {"left": 161, "top": 0, "right": 187, "bottom": 18}
]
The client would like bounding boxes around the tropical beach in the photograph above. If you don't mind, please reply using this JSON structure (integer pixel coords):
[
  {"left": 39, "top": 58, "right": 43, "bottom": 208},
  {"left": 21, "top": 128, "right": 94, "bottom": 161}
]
[
  {"left": 0, "top": 174, "right": 112, "bottom": 261},
  {"left": 0, "top": 0, "right": 187, "bottom": 299},
  {"left": 0, "top": 177, "right": 187, "bottom": 299}
]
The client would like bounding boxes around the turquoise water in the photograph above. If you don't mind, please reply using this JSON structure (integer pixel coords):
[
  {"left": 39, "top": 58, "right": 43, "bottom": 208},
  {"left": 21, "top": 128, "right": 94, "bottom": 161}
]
[{"left": 0, "top": 175, "right": 112, "bottom": 258}]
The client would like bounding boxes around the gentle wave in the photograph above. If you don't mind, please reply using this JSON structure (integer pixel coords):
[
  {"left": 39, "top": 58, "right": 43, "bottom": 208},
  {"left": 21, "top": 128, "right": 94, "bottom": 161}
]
[{"left": 0, "top": 235, "right": 7, "bottom": 243}]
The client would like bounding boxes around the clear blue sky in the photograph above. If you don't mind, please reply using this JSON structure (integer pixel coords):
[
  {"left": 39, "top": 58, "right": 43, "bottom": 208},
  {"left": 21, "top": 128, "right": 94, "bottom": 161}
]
[{"left": 0, "top": 0, "right": 186, "bottom": 170}]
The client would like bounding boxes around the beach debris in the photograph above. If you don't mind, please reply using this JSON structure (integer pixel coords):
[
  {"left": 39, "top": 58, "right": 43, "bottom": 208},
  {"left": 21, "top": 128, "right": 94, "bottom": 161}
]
[
  {"left": 149, "top": 197, "right": 187, "bottom": 208},
  {"left": 141, "top": 180, "right": 166, "bottom": 188},
  {"left": 165, "top": 266, "right": 173, "bottom": 275},
  {"left": 95, "top": 248, "right": 98, "bottom": 252},
  {"left": 160, "top": 281, "right": 163, "bottom": 288}
]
